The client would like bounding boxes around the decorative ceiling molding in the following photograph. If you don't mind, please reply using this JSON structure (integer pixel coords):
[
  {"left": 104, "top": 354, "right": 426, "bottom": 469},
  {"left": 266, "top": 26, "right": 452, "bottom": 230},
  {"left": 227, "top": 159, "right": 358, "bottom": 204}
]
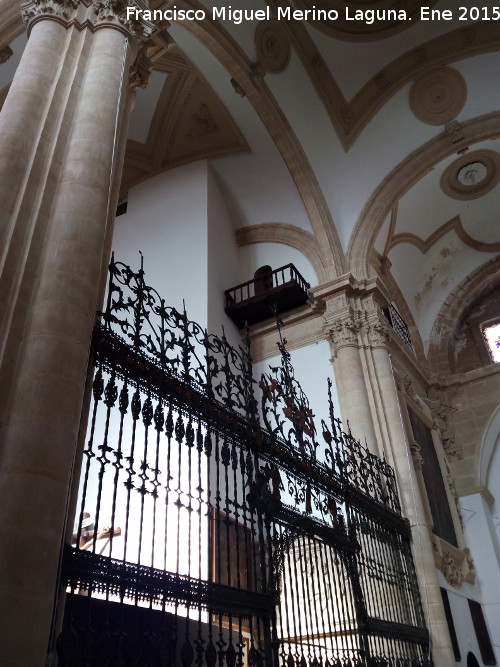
[
  {"left": 347, "top": 111, "right": 500, "bottom": 280},
  {"left": 292, "top": 0, "right": 436, "bottom": 42},
  {"left": 254, "top": 19, "right": 290, "bottom": 74},
  {"left": 265, "top": 4, "right": 500, "bottom": 149},
  {"left": 121, "top": 52, "right": 250, "bottom": 193},
  {"left": 386, "top": 215, "right": 500, "bottom": 255},
  {"left": 170, "top": 0, "right": 346, "bottom": 278},
  {"left": 409, "top": 67, "right": 467, "bottom": 126},
  {"left": 235, "top": 222, "right": 327, "bottom": 283},
  {"left": 440, "top": 149, "right": 500, "bottom": 200}
]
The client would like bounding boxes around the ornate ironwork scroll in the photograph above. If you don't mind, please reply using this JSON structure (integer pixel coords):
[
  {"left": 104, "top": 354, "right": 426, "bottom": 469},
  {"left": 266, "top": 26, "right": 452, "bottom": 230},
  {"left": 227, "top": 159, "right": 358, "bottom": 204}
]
[{"left": 56, "top": 257, "right": 431, "bottom": 667}]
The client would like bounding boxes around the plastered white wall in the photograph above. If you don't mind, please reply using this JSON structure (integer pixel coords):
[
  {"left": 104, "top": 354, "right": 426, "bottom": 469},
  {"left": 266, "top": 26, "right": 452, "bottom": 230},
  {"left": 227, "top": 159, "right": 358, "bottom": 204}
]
[{"left": 112, "top": 161, "right": 209, "bottom": 324}]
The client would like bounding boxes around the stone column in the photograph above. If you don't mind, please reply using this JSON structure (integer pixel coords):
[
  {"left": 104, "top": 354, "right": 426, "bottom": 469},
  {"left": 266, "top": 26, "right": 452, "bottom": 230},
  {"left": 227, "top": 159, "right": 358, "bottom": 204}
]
[
  {"left": 0, "top": 1, "right": 152, "bottom": 665},
  {"left": 324, "top": 309, "right": 379, "bottom": 454},
  {"left": 362, "top": 310, "right": 456, "bottom": 667}
]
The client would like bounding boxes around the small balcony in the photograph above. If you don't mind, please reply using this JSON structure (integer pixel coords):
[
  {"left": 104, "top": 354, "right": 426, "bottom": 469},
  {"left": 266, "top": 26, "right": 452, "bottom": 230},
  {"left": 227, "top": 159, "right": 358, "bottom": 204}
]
[{"left": 224, "top": 264, "right": 311, "bottom": 328}]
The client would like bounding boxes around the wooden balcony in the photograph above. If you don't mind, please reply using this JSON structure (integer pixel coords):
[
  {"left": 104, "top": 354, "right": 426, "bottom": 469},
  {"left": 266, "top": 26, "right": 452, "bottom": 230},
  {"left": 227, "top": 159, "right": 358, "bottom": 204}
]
[{"left": 224, "top": 264, "right": 310, "bottom": 328}]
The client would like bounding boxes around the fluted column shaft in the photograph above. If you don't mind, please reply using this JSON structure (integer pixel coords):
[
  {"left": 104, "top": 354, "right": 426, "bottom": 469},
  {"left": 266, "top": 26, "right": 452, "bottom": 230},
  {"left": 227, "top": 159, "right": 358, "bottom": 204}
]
[
  {"left": 325, "top": 293, "right": 455, "bottom": 666},
  {"left": 326, "top": 320, "right": 379, "bottom": 454},
  {"left": 369, "top": 342, "right": 456, "bottom": 667},
  {"left": 0, "top": 2, "right": 151, "bottom": 663}
]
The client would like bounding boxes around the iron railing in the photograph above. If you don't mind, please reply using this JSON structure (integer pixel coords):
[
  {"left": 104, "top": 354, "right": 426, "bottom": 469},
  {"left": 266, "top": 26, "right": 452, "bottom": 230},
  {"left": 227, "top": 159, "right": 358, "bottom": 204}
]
[
  {"left": 224, "top": 264, "right": 310, "bottom": 307},
  {"left": 56, "top": 257, "right": 431, "bottom": 667},
  {"left": 383, "top": 304, "right": 414, "bottom": 352}
]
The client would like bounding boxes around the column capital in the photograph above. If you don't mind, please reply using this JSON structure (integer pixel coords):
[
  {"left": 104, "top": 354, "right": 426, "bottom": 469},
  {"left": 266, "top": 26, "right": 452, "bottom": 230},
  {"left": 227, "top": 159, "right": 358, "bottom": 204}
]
[
  {"left": 364, "top": 314, "right": 391, "bottom": 349},
  {"left": 21, "top": 0, "right": 79, "bottom": 28},
  {"left": 21, "top": 0, "right": 154, "bottom": 41},
  {"left": 324, "top": 310, "right": 362, "bottom": 357},
  {"left": 93, "top": 0, "right": 153, "bottom": 40}
]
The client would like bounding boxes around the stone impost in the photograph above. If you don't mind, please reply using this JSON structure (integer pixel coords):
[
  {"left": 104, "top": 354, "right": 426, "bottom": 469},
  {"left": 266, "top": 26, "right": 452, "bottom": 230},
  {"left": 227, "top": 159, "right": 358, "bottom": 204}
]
[{"left": 0, "top": 3, "right": 151, "bottom": 665}]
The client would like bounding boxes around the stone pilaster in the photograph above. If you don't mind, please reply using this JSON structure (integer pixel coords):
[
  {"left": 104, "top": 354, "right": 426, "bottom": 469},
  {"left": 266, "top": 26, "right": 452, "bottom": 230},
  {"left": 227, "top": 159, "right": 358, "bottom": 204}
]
[
  {"left": 324, "top": 305, "right": 380, "bottom": 454},
  {"left": 0, "top": 2, "right": 152, "bottom": 665},
  {"left": 322, "top": 285, "right": 456, "bottom": 666}
]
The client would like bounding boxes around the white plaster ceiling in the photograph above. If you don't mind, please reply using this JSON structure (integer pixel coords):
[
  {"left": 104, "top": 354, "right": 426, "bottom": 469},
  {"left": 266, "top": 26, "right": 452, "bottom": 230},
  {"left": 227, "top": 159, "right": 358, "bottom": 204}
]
[
  {"left": 128, "top": 70, "right": 168, "bottom": 143},
  {"left": 2, "top": 0, "right": 498, "bottom": 355}
]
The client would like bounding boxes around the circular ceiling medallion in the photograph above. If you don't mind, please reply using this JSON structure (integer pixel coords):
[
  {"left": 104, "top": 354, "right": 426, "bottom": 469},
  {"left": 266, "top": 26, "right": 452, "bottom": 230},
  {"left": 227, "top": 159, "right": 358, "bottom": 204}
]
[
  {"left": 291, "top": 0, "right": 437, "bottom": 41},
  {"left": 255, "top": 20, "right": 291, "bottom": 73},
  {"left": 440, "top": 150, "right": 500, "bottom": 200},
  {"left": 409, "top": 67, "right": 467, "bottom": 126}
]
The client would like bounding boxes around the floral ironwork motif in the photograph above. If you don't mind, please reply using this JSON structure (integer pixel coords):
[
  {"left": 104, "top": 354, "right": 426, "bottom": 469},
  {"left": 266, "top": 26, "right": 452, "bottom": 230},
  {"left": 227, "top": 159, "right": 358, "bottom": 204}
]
[{"left": 57, "top": 257, "right": 431, "bottom": 667}]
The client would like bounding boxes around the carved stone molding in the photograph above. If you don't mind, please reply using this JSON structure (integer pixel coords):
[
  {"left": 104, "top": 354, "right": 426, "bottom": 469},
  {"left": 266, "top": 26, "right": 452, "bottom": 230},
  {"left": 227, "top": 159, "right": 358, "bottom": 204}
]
[
  {"left": 440, "top": 149, "right": 500, "bottom": 201},
  {"left": 293, "top": 0, "right": 434, "bottom": 41},
  {"left": 442, "top": 552, "right": 464, "bottom": 588},
  {"left": 409, "top": 439, "right": 424, "bottom": 471},
  {"left": 430, "top": 398, "right": 463, "bottom": 460},
  {"left": 445, "top": 120, "right": 465, "bottom": 146},
  {"left": 398, "top": 372, "right": 422, "bottom": 406},
  {"left": 409, "top": 67, "right": 467, "bottom": 126},
  {"left": 254, "top": 19, "right": 290, "bottom": 74},
  {"left": 432, "top": 536, "right": 476, "bottom": 588},
  {"left": 0, "top": 45, "right": 13, "bottom": 64},
  {"left": 129, "top": 47, "right": 153, "bottom": 92}
]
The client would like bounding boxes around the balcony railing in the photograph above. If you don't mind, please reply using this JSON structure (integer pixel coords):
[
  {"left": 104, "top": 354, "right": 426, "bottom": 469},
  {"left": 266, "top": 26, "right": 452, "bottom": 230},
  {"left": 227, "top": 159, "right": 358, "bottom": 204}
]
[
  {"left": 224, "top": 264, "right": 310, "bottom": 328},
  {"left": 383, "top": 304, "right": 414, "bottom": 352}
]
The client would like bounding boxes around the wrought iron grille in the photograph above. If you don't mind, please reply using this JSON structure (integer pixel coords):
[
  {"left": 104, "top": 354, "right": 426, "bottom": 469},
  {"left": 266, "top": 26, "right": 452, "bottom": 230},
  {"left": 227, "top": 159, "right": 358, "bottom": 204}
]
[
  {"left": 56, "top": 257, "right": 431, "bottom": 667},
  {"left": 383, "top": 305, "right": 414, "bottom": 352}
]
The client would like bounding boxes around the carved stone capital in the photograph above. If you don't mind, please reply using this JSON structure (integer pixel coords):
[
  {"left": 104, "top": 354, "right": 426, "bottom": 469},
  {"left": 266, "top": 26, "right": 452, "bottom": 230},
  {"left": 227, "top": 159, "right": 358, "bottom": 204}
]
[
  {"left": 324, "top": 312, "right": 362, "bottom": 356},
  {"left": 365, "top": 316, "right": 391, "bottom": 348},
  {"left": 92, "top": 0, "right": 153, "bottom": 40},
  {"left": 21, "top": 0, "right": 153, "bottom": 40},
  {"left": 0, "top": 46, "right": 14, "bottom": 65},
  {"left": 21, "top": 0, "right": 80, "bottom": 28}
]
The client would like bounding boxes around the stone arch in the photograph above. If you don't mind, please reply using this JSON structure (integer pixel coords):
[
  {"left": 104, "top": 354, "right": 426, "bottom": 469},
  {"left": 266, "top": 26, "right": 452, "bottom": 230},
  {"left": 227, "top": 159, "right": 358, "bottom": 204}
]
[
  {"left": 427, "top": 255, "right": 500, "bottom": 375},
  {"left": 347, "top": 112, "right": 500, "bottom": 281},
  {"left": 235, "top": 222, "right": 326, "bottom": 284},
  {"left": 175, "top": 1, "right": 346, "bottom": 279},
  {"left": 479, "top": 404, "right": 500, "bottom": 489}
]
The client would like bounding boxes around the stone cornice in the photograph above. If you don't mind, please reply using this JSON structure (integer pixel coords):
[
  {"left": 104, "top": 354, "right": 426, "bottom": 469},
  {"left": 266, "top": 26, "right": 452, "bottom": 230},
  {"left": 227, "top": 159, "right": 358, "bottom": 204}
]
[{"left": 428, "top": 359, "right": 500, "bottom": 390}]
